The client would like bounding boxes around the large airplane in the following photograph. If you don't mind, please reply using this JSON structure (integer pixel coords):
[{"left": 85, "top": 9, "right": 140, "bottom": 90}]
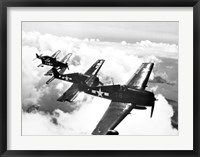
[
  {"left": 82, "top": 63, "right": 155, "bottom": 135},
  {"left": 52, "top": 59, "right": 105, "bottom": 102}
]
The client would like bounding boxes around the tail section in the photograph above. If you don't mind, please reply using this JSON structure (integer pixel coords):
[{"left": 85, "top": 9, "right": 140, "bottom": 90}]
[
  {"left": 52, "top": 67, "right": 60, "bottom": 78},
  {"left": 46, "top": 67, "right": 67, "bottom": 84}
]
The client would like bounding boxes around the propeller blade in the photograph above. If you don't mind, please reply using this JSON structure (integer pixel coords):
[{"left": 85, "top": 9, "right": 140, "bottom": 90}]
[
  {"left": 150, "top": 102, "right": 155, "bottom": 118},
  {"left": 111, "top": 78, "right": 114, "bottom": 85},
  {"left": 99, "top": 81, "right": 104, "bottom": 86}
]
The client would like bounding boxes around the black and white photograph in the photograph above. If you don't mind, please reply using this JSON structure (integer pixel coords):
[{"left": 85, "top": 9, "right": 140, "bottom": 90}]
[{"left": 22, "top": 22, "right": 178, "bottom": 135}]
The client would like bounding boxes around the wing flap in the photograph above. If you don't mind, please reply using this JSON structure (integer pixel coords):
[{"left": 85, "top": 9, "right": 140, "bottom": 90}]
[
  {"left": 126, "top": 63, "right": 154, "bottom": 90},
  {"left": 92, "top": 101, "right": 134, "bottom": 135}
]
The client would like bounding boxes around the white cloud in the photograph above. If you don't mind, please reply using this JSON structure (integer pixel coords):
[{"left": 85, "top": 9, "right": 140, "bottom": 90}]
[
  {"left": 22, "top": 94, "right": 177, "bottom": 135},
  {"left": 116, "top": 94, "right": 178, "bottom": 135},
  {"left": 22, "top": 31, "right": 178, "bottom": 135}
]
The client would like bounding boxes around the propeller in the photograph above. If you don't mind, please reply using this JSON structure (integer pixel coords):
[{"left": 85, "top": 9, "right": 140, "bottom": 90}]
[
  {"left": 33, "top": 53, "right": 42, "bottom": 61},
  {"left": 150, "top": 102, "right": 155, "bottom": 118},
  {"left": 99, "top": 81, "right": 104, "bottom": 86},
  {"left": 111, "top": 78, "right": 114, "bottom": 85}
]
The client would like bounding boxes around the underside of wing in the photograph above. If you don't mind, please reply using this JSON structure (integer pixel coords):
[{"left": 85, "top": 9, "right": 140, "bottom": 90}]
[
  {"left": 37, "top": 63, "right": 43, "bottom": 67},
  {"left": 60, "top": 53, "right": 72, "bottom": 63},
  {"left": 57, "top": 83, "right": 79, "bottom": 102},
  {"left": 51, "top": 50, "right": 61, "bottom": 58},
  {"left": 44, "top": 68, "right": 53, "bottom": 76},
  {"left": 84, "top": 59, "right": 105, "bottom": 76},
  {"left": 126, "top": 63, "right": 154, "bottom": 90},
  {"left": 92, "top": 101, "right": 135, "bottom": 135}
]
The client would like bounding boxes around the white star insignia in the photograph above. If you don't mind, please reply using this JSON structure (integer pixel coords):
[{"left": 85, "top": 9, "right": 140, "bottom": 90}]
[{"left": 96, "top": 88, "right": 103, "bottom": 97}]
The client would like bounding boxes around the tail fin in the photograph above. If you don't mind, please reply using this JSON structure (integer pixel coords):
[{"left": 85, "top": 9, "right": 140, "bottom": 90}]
[{"left": 52, "top": 68, "right": 60, "bottom": 78}]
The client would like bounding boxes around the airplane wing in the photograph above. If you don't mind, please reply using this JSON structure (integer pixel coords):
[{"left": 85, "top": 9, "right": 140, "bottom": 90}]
[
  {"left": 51, "top": 50, "right": 61, "bottom": 58},
  {"left": 57, "top": 83, "right": 79, "bottom": 102},
  {"left": 92, "top": 101, "right": 135, "bottom": 135},
  {"left": 91, "top": 63, "right": 154, "bottom": 135},
  {"left": 52, "top": 67, "right": 88, "bottom": 84},
  {"left": 84, "top": 59, "right": 105, "bottom": 76},
  {"left": 126, "top": 63, "right": 154, "bottom": 90},
  {"left": 59, "top": 53, "right": 72, "bottom": 63},
  {"left": 37, "top": 63, "right": 43, "bottom": 67},
  {"left": 45, "top": 68, "right": 54, "bottom": 76}
]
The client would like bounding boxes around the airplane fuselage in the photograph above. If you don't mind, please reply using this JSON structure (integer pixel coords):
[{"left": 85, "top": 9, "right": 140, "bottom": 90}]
[
  {"left": 55, "top": 72, "right": 101, "bottom": 89},
  {"left": 41, "top": 56, "right": 67, "bottom": 68},
  {"left": 84, "top": 85, "right": 155, "bottom": 107}
]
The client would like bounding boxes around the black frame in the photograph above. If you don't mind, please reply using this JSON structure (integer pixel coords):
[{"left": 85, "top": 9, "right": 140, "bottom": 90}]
[{"left": 0, "top": 0, "right": 199, "bottom": 157}]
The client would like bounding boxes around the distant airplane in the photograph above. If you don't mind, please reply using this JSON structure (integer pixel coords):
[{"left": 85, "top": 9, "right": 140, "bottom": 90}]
[
  {"left": 52, "top": 59, "right": 105, "bottom": 102},
  {"left": 33, "top": 50, "right": 72, "bottom": 84},
  {"left": 34, "top": 50, "right": 72, "bottom": 69},
  {"left": 83, "top": 63, "right": 155, "bottom": 135}
]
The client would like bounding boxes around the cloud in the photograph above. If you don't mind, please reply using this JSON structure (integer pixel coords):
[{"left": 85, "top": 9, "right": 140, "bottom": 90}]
[
  {"left": 116, "top": 94, "right": 178, "bottom": 135},
  {"left": 22, "top": 31, "right": 178, "bottom": 135},
  {"left": 22, "top": 94, "right": 177, "bottom": 135}
]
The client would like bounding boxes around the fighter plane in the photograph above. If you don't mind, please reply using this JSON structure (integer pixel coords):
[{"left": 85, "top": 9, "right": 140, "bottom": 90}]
[
  {"left": 82, "top": 63, "right": 155, "bottom": 135},
  {"left": 52, "top": 59, "right": 105, "bottom": 102},
  {"left": 33, "top": 50, "right": 72, "bottom": 84},
  {"left": 34, "top": 50, "right": 72, "bottom": 70}
]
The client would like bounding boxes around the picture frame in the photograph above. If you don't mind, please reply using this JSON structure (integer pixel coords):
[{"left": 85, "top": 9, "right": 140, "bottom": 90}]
[{"left": 0, "top": 0, "right": 199, "bottom": 156}]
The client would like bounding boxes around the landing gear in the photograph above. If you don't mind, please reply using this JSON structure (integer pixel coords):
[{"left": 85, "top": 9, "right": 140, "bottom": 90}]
[{"left": 106, "top": 130, "right": 119, "bottom": 135}]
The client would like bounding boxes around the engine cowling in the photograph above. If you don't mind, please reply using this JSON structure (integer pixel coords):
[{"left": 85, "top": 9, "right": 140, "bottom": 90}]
[{"left": 106, "top": 130, "right": 119, "bottom": 135}]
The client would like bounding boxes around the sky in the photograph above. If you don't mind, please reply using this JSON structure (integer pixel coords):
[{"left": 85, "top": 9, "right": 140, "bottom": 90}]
[
  {"left": 22, "top": 22, "right": 178, "bottom": 44},
  {"left": 22, "top": 22, "right": 178, "bottom": 135}
]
